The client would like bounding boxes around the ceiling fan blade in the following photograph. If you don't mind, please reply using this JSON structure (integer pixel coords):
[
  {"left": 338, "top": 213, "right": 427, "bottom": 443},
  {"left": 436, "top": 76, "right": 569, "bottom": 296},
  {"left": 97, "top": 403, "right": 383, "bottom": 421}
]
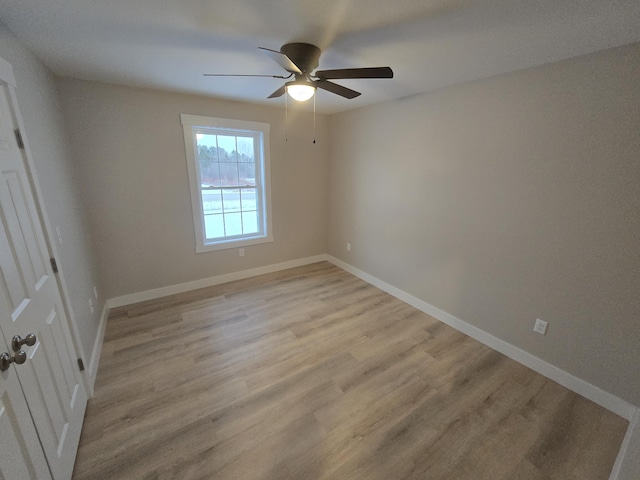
[
  {"left": 315, "top": 80, "right": 361, "bottom": 99},
  {"left": 258, "top": 47, "right": 302, "bottom": 75},
  {"left": 203, "top": 73, "right": 292, "bottom": 78},
  {"left": 267, "top": 85, "right": 287, "bottom": 99},
  {"left": 315, "top": 67, "right": 393, "bottom": 80}
]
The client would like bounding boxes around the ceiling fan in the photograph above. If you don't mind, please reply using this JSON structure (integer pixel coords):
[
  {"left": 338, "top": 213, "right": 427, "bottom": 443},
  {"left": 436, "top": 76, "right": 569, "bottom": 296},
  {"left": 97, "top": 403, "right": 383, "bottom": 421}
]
[{"left": 204, "top": 42, "right": 393, "bottom": 102}]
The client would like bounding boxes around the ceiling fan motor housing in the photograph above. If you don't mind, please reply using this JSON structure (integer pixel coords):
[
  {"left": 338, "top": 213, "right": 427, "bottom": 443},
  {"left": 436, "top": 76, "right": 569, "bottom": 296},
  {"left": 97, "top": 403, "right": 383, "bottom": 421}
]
[{"left": 280, "top": 43, "right": 321, "bottom": 74}]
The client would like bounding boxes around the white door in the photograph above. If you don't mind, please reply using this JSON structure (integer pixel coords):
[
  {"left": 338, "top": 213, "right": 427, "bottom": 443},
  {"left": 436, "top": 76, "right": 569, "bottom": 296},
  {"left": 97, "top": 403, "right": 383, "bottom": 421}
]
[
  {"left": 0, "top": 74, "right": 87, "bottom": 478},
  {"left": 0, "top": 330, "right": 52, "bottom": 480}
]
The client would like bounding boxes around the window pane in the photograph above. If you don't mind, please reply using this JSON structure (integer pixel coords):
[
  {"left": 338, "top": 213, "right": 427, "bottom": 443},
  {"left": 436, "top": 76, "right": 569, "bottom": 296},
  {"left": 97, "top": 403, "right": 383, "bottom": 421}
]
[
  {"left": 204, "top": 214, "right": 224, "bottom": 239},
  {"left": 222, "top": 189, "right": 241, "bottom": 213},
  {"left": 224, "top": 213, "right": 242, "bottom": 237},
  {"left": 240, "top": 188, "right": 256, "bottom": 211},
  {"left": 196, "top": 133, "right": 218, "bottom": 149},
  {"left": 219, "top": 163, "right": 239, "bottom": 187},
  {"left": 236, "top": 136, "right": 254, "bottom": 163},
  {"left": 242, "top": 211, "right": 258, "bottom": 234},
  {"left": 217, "top": 135, "right": 236, "bottom": 162},
  {"left": 197, "top": 135, "right": 220, "bottom": 186},
  {"left": 238, "top": 163, "right": 255, "bottom": 185},
  {"left": 203, "top": 163, "right": 222, "bottom": 187},
  {"left": 202, "top": 189, "right": 222, "bottom": 215}
]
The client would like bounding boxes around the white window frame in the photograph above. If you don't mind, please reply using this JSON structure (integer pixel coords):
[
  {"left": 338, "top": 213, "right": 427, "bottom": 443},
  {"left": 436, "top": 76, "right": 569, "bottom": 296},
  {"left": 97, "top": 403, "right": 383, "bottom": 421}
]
[{"left": 181, "top": 114, "right": 273, "bottom": 253}]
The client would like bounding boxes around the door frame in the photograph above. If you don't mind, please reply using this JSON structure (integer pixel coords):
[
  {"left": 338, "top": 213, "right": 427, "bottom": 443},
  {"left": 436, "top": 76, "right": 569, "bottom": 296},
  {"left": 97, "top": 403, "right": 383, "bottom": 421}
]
[{"left": 0, "top": 54, "right": 91, "bottom": 395}]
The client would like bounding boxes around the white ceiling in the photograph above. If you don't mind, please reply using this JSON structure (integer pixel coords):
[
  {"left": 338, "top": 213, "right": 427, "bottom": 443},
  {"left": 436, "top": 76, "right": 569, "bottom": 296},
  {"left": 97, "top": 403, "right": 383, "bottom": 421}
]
[{"left": 2, "top": 0, "right": 640, "bottom": 114}]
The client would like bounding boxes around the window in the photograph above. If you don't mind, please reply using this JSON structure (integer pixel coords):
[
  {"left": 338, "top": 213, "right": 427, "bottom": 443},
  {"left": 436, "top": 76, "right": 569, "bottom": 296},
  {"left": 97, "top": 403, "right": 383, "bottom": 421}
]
[{"left": 181, "top": 114, "right": 272, "bottom": 252}]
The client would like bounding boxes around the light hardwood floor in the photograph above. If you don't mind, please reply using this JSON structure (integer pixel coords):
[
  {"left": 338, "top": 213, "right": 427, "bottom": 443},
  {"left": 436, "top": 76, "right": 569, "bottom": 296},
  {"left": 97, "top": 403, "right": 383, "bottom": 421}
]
[{"left": 72, "top": 262, "right": 628, "bottom": 479}]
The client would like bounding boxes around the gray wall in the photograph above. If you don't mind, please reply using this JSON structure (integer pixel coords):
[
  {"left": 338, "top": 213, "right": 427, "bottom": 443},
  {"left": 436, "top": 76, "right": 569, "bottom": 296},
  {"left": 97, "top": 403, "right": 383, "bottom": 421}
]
[
  {"left": 57, "top": 79, "right": 330, "bottom": 299},
  {"left": 0, "top": 24, "right": 103, "bottom": 366},
  {"left": 328, "top": 42, "right": 640, "bottom": 406}
]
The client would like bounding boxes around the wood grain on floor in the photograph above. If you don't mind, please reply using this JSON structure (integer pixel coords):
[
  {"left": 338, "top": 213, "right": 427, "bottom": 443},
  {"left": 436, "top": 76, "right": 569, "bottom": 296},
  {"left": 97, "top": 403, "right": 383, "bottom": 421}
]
[{"left": 72, "top": 262, "right": 628, "bottom": 480}]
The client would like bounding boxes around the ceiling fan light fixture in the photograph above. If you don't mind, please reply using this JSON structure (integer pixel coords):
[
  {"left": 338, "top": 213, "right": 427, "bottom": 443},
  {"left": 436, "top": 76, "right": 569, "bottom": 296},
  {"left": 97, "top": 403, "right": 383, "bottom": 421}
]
[{"left": 286, "top": 81, "right": 316, "bottom": 101}]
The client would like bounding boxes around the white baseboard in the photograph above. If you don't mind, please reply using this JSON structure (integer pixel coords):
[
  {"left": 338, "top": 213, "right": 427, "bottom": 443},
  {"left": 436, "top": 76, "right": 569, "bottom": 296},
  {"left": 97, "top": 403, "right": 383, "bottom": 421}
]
[
  {"left": 610, "top": 408, "right": 640, "bottom": 480},
  {"left": 107, "top": 254, "right": 329, "bottom": 309},
  {"left": 86, "top": 302, "right": 109, "bottom": 396},
  {"left": 326, "top": 255, "right": 637, "bottom": 421}
]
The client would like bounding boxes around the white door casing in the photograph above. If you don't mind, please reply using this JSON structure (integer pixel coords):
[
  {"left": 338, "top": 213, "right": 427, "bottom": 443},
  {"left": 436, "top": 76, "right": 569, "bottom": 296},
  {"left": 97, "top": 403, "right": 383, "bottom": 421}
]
[{"left": 0, "top": 64, "right": 87, "bottom": 478}]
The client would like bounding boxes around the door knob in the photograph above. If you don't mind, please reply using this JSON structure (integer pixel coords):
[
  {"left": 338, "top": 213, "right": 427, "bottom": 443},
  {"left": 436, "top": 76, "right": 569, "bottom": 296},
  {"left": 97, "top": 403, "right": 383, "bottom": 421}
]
[
  {"left": 0, "top": 350, "right": 27, "bottom": 372},
  {"left": 12, "top": 333, "right": 36, "bottom": 353}
]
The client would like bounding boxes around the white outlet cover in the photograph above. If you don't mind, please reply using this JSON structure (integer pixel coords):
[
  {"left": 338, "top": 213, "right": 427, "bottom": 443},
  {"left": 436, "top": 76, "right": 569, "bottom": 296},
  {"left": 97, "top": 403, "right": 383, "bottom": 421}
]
[
  {"left": 55, "top": 226, "right": 62, "bottom": 245},
  {"left": 534, "top": 318, "right": 548, "bottom": 335}
]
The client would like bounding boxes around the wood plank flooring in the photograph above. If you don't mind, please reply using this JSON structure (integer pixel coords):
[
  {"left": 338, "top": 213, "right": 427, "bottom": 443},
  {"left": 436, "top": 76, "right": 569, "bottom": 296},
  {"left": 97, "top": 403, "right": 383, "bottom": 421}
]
[{"left": 72, "top": 262, "right": 628, "bottom": 479}]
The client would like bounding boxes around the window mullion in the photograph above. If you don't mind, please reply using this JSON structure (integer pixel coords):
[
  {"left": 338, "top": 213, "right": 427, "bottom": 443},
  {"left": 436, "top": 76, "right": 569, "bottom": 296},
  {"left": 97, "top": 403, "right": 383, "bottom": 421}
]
[{"left": 216, "top": 134, "right": 226, "bottom": 238}]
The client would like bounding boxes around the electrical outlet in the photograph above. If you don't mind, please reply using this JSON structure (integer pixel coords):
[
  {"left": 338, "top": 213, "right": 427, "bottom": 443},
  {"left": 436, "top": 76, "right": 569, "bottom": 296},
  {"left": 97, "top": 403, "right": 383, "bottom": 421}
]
[
  {"left": 346, "top": 243, "right": 351, "bottom": 252},
  {"left": 239, "top": 248, "right": 245, "bottom": 257},
  {"left": 93, "top": 285, "right": 98, "bottom": 300},
  {"left": 534, "top": 318, "right": 548, "bottom": 335},
  {"left": 55, "top": 226, "right": 63, "bottom": 245},
  {"left": 88, "top": 298, "right": 94, "bottom": 314}
]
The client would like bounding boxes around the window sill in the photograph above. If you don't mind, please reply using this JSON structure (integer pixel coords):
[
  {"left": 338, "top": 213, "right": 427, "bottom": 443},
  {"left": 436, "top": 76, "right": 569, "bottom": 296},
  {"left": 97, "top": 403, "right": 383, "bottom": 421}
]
[{"left": 195, "top": 234, "right": 274, "bottom": 253}]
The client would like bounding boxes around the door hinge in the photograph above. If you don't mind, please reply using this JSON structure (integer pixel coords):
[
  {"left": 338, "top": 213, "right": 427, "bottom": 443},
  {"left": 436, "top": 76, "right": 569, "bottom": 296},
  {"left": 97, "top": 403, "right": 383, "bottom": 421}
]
[
  {"left": 78, "top": 358, "right": 85, "bottom": 371},
  {"left": 14, "top": 129, "right": 25, "bottom": 149},
  {"left": 50, "top": 257, "right": 59, "bottom": 273}
]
